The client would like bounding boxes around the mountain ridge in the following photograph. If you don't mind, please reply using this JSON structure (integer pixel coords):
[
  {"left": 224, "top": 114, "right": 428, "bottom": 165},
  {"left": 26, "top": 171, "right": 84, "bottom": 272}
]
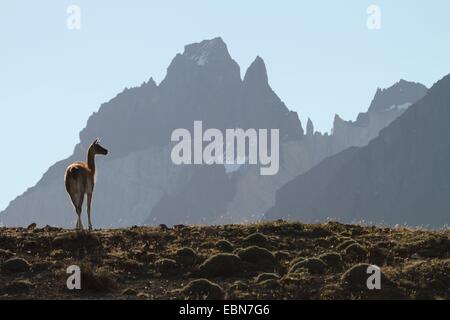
[
  {"left": 0, "top": 38, "right": 430, "bottom": 228},
  {"left": 266, "top": 74, "right": 450, "bottom": 227}
]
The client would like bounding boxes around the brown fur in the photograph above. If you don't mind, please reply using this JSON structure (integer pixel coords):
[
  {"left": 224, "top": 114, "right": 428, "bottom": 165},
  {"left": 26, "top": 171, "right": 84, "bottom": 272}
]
[{"left": 64, "top": 138, "right": 108, "bottom": 231}]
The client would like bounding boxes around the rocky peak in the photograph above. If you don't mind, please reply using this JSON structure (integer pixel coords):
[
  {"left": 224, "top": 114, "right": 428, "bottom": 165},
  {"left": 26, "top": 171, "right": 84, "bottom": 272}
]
[
  {"left": 306, "top": 118, "right": 314, "bottom": 136},
  {"left": 161, "top": 37, "right": 241, "bottom": 89},
  {"left": 368, "top": 80, "right": 427, "bottom": 113},
  {"left": 243, "top": 56, "right": 268, "bottom": 87},
  {"left": 182, "top": 37, "right": 231, "bottom": 66}
]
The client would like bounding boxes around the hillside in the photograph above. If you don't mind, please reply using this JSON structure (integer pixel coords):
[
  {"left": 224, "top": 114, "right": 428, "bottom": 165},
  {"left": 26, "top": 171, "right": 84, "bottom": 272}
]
[
  {"left": 267, "top": 74, "right": 450, "bottom": 228},
  {"left": 1, "top": 221, "right": 449, "bottom": 300}
]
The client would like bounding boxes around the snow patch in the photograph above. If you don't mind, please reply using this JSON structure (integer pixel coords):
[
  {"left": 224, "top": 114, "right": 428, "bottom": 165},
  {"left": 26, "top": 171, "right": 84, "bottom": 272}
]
[
  {"left": 224, "top": 163, "right": 244, "bottom": 173},
  {"left": 387, "top": 102, "right": 412, "bottom": 111},
  {"left": 193, "top": 52, "right": 208, "bottom": 66},
  {"left": 185, "top": 38, "right": 222, "bottom": 66}
]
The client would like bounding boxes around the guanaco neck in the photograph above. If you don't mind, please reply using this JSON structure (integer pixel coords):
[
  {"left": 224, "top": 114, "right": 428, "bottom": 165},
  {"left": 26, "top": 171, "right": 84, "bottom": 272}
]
[{"left": 87, "top": 147, "right": 96, "bottom": 174}]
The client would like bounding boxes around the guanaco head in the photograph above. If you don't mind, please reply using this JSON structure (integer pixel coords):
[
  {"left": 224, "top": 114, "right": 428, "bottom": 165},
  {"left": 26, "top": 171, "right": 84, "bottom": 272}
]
[{"left": 90, "top": 138, "right": 108, "bottom": 156}]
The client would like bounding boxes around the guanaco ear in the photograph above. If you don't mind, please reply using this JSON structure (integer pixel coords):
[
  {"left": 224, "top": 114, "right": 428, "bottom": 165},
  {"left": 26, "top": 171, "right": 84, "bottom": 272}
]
[{"left": 93, "top": 138, "right": 100, "bottom": 145}]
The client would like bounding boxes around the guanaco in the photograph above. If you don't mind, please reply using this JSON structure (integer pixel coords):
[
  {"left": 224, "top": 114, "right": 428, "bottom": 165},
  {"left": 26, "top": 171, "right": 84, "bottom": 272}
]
[{"left": 64, "top": 138, "right": 108, "bottom": 231}]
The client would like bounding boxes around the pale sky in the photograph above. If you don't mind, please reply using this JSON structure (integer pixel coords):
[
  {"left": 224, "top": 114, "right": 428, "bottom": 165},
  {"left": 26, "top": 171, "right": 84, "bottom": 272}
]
[{"left": 1, "top": 0, "right": 450, "bottom": 211}]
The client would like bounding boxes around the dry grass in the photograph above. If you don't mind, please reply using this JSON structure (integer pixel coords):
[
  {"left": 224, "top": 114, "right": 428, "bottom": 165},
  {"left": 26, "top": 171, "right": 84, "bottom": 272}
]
[{"left": 0, "top": 221, "right": 449, "bottom": 299}]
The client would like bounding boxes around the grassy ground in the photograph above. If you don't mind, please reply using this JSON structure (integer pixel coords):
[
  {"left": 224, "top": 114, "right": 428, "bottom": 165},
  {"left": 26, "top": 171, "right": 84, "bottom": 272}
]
[{"left": 0, "top": 221, "right": 449, "bottom": 300}]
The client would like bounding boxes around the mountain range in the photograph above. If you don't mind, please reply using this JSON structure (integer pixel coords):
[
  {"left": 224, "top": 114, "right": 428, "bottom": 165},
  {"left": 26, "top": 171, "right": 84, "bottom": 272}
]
[
  {"left": 266, "top": 74, "right": 450, "bottom": 228},
  {"left": 0, "top": 37, "right": 436, "bottom": 228}
]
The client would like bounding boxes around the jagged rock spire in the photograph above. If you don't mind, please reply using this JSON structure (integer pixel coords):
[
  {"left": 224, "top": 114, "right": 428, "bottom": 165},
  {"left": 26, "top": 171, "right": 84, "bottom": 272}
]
[
  {"left": 306, "top": 118, "right": 314, "bottom": 136},
  {"left": 243, "top": 56, "right": 268, "bottom": 88}
]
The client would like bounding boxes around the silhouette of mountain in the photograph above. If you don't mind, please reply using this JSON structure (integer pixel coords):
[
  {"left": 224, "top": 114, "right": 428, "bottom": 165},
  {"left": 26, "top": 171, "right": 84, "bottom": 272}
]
[
  {"left": 223, "top": 80, "right": 427, "bottom": 224},
  {"left": 331, "top": 80, "right": 428, "bottom": 152},
  {"left": 0, "top": 38, "right": 428, "bottom": 228},
  {"left": 266, "top": 74, "right": 450, "bottom": 227},
  {"left": 368, "top": 79, "right": 427, "bottom": 113},
  {"left": 0, "top": 38, "right": 301, "bottom": 227}
]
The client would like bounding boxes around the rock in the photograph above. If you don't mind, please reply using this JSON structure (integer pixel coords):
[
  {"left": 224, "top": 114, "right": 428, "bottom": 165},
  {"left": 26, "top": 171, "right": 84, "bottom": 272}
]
[
  {"left": 1, "top": 257, "right": 31, "bottom": 273},
  {"left": 341, "top": 263, "right": 405, "bottom": 298},
  {"left": 306, "top": 118, "right": 314, "bottom": 136},
  {"left": 368, "top": 246, "right": 388, "bottom": 266},
  {"left": 255, "top": 273, "right": 280, "bottom": 283},
  {"left": 336, "top": 239, "right": 358, "bottom": 251},
  {"left": 155, "top": 258, "right": 178, "bottom": 275},
  {"left": 199, "top": 253, "right": 243, "bottom": 277},
  {"left": 42, "top": 225, "right": 61, "bottom": 232},
  {"left": 341, "top": 263, "right": 387, "bottom": 287},
  {"left": 215, "top": 240, "right": 234, "bottom": 252},
  {"left": 318, "top": 252, "right": 344, "bottom": 271},
  {"left": 137, "top": 292, "right": 150, "bottom": 299},
  {"left": 159, "top": 224, "right": 169, "bottom": 231},
  {"left": 274, "top": 251, "right": 290, "bottom": 261},
  {"left": 242, "top": 233, "right": 269, "bottom": 247},
  {"left": 236, "top": 246, "right": 277, "bottom": 272},
  {"left": 229, "top": 280, "right": 248, "bottom": 291},
  {"left": 0, "top": 249, "right": 15, "bottom": 260},
  {"left": 181, "top": 279, "right": 224, "bottom": 300},
  {"left": 52, "top": 232, "right": 103, "bottom": 253},
  {"left": 289, "top": 258, "right": 327, "bottom": 275},
  {"left": 27, "top": 223, "right": 37, "bottom": 230},
  {"left": 174, "top": 247, "right": 198, "bottom": 266},
  {"left": 80, "top": 266, "right": 116, "bottom": 292},
  {"left": 122, "top": 288, "right": 138, "bottom": 296},
  {"left": 344, "top": 243, "right": 368, "bottom": 261},
  {"left": 3, "top": 279, "right": 34, "bottom": 294}
]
